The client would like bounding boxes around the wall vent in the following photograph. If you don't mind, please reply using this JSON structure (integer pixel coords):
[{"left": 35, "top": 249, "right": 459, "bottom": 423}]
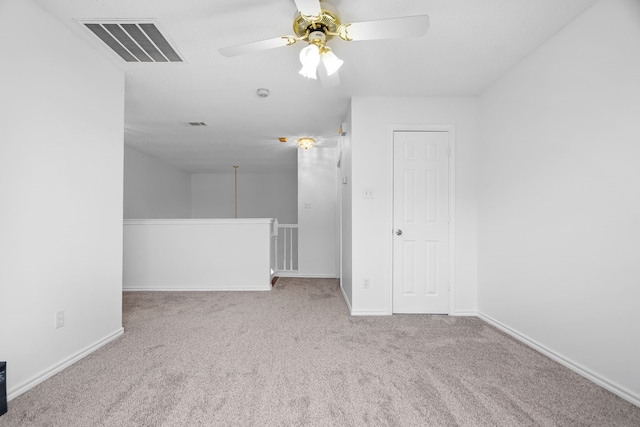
[
  {"left": 188, "top": 122, "right": 207, "bottom": 126},
  {"left": 80, "top": 21, "right": 183, "bottom": 63}
]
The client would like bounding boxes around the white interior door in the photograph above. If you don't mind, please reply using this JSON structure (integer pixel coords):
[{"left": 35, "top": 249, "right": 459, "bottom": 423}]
[{"left": 392, "top": 131, "right": 450, "bottom": 314}]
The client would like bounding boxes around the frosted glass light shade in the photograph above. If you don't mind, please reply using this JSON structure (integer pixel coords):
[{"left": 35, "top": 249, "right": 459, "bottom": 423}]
[
  {"left": 321, "top": 49, "right": 343, "bottom": 76},
  {"left": 299, "top": 44, "right": 321, "bottom": 79}
]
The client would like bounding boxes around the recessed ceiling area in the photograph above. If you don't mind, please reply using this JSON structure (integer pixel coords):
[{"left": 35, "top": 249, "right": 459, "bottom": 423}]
[{"left": 34, "top": 0, "right": 598, "bottom": 173}]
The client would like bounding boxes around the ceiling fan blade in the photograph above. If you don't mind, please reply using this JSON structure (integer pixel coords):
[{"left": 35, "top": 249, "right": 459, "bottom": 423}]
[
  {"left": 219, "top": 36, "right": 296, "bottom": 57},
  {"left": 341, "top": 15, "right": 429, "bottom": 41},
  {"left": 293, "top": 0, "right": 322, "bottom": 17}
]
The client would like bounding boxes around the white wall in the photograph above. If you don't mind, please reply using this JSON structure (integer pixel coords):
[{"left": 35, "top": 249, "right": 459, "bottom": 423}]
[
  {"left": 477, "top": 0, "right": 640, "bottom": 405},
  {"left": 191, "top": 171, "right": 297, "bottom": 223},
  {"left": 125, "top": 152, "right": 295, "bottom": 222},
  {"left": 339, "top": 109, "right": 354, "bottom": 307},
  {"left": 124, "top": 146, "right": 191, "bottom": 219},
  {"left": 347, "top": 97, "right": 478, "bottom": 315},
  {"left": 0, "top": 0, "right": 124, "bottom": 399},
  {"left": 298, "top": 147, "right": 338, "bottom": 278},
  {"left": 124, "top": 219, "right": 273, "bottom": 291}
]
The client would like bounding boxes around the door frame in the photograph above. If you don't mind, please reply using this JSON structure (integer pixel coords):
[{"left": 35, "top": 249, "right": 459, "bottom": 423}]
[{"left": 387, "top": 124, "right": 457, "bottom": 315}]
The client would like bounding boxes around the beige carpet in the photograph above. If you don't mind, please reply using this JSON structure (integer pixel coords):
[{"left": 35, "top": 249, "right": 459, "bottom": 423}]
[{"left": 4, "top": 278, "right": 639, "bottom": 426}]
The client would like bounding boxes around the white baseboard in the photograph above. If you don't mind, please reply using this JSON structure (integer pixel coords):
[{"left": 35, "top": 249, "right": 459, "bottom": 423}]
[
  {"left": 350, "top": 309, "right": 390, "bottom": 316},
  {"left": 275, "top": 273, "right": 338, "bottom": 279},
  {"left": 7, "top": 327, "right": 124, "bottom": 401},
  {"left": 477, "top": 312, "right": 640, "bottom": 408},
  {"left": 273, "top": 272, "right": 300, "bottom": 278},
  {"left": 123, "top": 285, "right": 271, "bottom": 292},
  {"left": 336, "top": 282, "right": 386, "bottom": 316},
  {"left": 453, "top": 309, "right": 477, "bottom": 316},
  {"left": 340, "top": 283, "right": 352, "bottom": 313}
]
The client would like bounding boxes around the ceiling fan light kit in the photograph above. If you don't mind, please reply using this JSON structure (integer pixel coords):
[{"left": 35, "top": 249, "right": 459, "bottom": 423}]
[{"left": 297, "top": 31, "right": 343, "bottom": 79}]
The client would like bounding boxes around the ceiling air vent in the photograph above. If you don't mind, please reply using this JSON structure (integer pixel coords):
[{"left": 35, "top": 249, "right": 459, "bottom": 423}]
[{"left": 81, "top": 21, "right": 183, "bottom": 63}]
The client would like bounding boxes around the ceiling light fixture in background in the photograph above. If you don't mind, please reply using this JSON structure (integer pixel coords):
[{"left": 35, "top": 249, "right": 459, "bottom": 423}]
[{"left": 297, "top": 137, "right": 316, "bottom": 150}]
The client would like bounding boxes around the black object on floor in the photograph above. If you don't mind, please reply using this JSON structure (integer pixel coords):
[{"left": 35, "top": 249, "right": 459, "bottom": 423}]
[{"left": 0, "top": 361, "right": 6, "bottom": 416}]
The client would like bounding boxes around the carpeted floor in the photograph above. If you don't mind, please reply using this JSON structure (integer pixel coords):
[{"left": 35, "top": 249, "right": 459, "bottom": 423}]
[{"left": 4, "top": 278, "right": 639, "bottom": 426}]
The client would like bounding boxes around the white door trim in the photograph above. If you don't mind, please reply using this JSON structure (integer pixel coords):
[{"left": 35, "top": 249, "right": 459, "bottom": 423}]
[{"left": 387, "top": 124, "right": 456, "bottom": 315}]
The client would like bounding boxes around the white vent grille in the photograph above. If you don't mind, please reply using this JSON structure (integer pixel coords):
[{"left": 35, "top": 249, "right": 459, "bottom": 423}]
[{"left": 81, "top": 21, "right": 183, "bottom": 63}]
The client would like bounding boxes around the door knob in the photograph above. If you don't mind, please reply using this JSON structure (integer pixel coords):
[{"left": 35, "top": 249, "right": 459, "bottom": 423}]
[{"left": 395, "top": 229, "right": 403, "bottom": 236}]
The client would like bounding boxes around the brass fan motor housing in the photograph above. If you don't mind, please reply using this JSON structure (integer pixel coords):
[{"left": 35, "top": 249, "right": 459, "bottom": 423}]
[{"left": 293, "top": 2, "right": 341, "bottom": 41}]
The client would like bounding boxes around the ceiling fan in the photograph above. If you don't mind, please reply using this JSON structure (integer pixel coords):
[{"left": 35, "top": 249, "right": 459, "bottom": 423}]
[{"left": 219, "top": 0, "right": 429, "bottom": 86}]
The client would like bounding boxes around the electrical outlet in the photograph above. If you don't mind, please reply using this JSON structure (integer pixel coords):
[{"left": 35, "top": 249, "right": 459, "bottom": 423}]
[
  {"left": 363, "top": 278, "right": 370, "bottom": 289},
  {"left": 363, "top": 188, "right": 374, "bottom": 199},
  {"left": 55, "top": 310, "right": 65, "bottom": 329}
]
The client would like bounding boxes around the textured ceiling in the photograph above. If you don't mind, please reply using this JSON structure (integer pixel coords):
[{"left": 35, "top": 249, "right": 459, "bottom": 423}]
[{"left": 34, "top": 0, "right": 598, "bottom": 173}]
